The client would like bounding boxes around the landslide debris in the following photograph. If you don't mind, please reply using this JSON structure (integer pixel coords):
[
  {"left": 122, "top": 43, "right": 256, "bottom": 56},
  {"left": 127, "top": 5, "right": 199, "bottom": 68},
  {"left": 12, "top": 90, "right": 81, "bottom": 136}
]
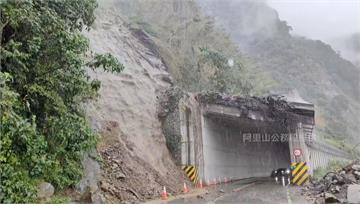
[
  {"left": 303, "top": 163, "right": 360, "bottom": 203},
  {"left": 84, "top": 2, "right": 187, "bottom": 203},
  {"left": 99, "top": 140, "right": 183, "bottom": 203}
]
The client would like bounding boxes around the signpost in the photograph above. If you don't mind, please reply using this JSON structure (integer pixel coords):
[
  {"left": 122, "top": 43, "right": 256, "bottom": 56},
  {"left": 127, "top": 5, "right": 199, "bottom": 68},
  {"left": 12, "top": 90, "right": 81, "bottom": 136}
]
[
  {"left": 293, "top": 148, "right": 302, "bottom": 157},
  {"left": 291, "top": 148, "right": 309, "bottom": 185}
]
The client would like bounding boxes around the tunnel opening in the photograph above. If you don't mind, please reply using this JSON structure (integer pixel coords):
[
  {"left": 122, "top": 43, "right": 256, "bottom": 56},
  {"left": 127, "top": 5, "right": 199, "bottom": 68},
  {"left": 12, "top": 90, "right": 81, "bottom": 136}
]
[{"left": 202, "top": 114, "right": 292, "bottom": 181}]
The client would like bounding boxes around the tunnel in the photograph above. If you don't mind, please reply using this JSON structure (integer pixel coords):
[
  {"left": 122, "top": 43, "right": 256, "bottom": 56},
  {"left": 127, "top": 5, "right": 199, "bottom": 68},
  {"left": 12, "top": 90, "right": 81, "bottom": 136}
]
[{"left": 202, "top": 114, "right": 292, "bottom": 181}]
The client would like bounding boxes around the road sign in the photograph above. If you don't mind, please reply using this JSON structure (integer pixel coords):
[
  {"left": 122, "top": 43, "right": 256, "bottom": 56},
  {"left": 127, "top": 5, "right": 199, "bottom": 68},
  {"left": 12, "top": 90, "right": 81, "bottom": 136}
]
[
  {"left": 182, "top": 165, "right": 199, "bottom": 184},
  {"left": 291, "top": 162, "right": 309, "bottom": 185},
  {"left": 293, "top": 148, "right": 302, "bottom": 157}
]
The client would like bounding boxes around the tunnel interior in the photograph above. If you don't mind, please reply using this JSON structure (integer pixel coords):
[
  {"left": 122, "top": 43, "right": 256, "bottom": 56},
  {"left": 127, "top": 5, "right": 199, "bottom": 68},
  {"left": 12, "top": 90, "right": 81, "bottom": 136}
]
[{"left": 202, "top": 114, "right": 292, "bottom": 182}]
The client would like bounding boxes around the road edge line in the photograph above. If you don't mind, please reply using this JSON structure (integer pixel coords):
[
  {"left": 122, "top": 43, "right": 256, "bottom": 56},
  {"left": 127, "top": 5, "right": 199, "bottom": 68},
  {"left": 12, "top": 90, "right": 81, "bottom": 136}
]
[{"left": 207, "top": 182, "right": 257, "bottom": 204}]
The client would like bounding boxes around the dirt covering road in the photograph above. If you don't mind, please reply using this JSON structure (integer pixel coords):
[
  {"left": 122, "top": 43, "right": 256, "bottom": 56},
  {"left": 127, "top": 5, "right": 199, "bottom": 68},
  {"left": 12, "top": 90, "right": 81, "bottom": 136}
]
[
  {"left": 210, "top": 179, "right": 308, "bottom": 204},
  {"left": 147, "top": 178, "right": 309, "bottom": 204}
]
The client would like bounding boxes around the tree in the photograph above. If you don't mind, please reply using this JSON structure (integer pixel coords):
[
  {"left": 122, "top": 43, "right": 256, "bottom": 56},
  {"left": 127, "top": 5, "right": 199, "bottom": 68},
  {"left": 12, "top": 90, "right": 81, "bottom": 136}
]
[
  {"left": 198, "top": 48, "right": 252, "bottom": 95},
  {"left": 0, "top": 0, "right": 124, "bottom": 202}
]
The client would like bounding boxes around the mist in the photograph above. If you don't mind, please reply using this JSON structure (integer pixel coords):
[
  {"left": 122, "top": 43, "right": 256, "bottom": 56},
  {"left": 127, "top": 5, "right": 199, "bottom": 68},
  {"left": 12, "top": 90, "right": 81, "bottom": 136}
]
[
  {"left": 267, "top": 0, "right": 360, "bottom": 40},
  {"left": 197, "top": 0, "right": 291, "bottom": 50},
  {"left": 267, "top": 0, "right": 360, "bottom": 64}
]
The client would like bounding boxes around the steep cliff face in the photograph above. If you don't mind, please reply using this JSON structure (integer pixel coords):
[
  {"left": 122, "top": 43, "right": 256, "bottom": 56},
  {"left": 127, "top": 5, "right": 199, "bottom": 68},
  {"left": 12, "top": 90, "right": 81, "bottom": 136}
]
[{"left": 84, "top": 2, "right": 184, "bottom": 203}]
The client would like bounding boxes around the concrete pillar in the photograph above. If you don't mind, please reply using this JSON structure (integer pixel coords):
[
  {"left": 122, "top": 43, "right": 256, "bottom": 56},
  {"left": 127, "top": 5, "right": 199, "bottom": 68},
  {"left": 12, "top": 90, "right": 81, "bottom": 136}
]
[
  {"left": 316, "top": 151, "right": 320, "bottom": 168},
  {"left": 189, "top": 113, "right": 195, "bottom": 165},
  {"left": 290, "top": 123, "right": 310, "bottom": 164},
  {"left": 199, "top": 108, "right": 206, "bottom": 182},
  {"left": 180, "top": 106, "right": 187, "bottom": 166}
]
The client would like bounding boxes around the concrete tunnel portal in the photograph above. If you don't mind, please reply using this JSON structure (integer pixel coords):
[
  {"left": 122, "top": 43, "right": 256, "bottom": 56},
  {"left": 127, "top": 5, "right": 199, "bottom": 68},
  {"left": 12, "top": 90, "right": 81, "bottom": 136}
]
[
  {"left": 178, "top": 93, "right": 315, "bottom": 185},
  {"left": 203, "top": 114, "right": 291, "bottom": 181}
]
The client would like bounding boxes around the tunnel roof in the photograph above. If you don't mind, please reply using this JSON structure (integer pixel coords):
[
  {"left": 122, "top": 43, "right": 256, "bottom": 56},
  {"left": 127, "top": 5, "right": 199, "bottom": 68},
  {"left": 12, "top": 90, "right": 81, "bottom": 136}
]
[{"left": 195, "top": 92, "right": 315, "bottom": 120}]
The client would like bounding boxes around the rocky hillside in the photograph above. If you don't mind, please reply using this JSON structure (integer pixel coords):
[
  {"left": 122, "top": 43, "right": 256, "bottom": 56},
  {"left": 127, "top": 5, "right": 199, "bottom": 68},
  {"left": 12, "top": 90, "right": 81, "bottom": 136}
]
[
  {"left": 114, "top": 0, "right": 275, "bottom": 96},
  {"left": 84, "top": 2, "right": 186, "bottom": 203}
]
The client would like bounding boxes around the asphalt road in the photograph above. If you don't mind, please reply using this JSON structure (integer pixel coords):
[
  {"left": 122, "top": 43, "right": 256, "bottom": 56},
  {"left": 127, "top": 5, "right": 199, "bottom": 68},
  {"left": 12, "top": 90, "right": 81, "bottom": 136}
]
[{"left": 166, "top": 178, "right": 310, "bottom": 204}]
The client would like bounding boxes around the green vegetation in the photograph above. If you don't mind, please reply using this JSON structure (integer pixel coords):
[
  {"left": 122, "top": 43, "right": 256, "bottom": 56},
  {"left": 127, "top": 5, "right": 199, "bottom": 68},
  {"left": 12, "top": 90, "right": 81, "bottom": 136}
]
[
  {"left": 43, "top": 195, "right": 71, "bottom": 204},
  {"left": 313, "top": 160, "right": 352, "bottom": 181},
  {"left": 0, "top": 1, "right": 123, "bottom": 203},
  {"left": 117, "top": 0, "right": 276, "bottom": 96},
  {"left": 197, "top": 48, "right": 252, "bottom": 94}
]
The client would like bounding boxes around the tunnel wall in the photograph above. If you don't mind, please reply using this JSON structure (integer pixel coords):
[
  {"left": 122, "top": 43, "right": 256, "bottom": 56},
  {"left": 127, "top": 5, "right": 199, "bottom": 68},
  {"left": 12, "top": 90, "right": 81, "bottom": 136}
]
[{"left": 202, "top": 116, "right": 291, "bottom": 182}]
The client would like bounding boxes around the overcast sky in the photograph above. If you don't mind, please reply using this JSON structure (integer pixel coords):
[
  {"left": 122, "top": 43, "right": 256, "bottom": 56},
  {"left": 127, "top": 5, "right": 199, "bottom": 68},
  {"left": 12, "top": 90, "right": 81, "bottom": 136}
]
[{"left": 267, "top": 0, "right": 360, "bottom": 40}]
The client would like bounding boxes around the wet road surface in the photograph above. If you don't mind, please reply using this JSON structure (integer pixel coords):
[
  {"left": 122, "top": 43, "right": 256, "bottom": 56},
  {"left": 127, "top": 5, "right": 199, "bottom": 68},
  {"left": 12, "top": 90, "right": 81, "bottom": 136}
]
[{"left": 166, "top": 177, "right": 310, "bottom": 204}]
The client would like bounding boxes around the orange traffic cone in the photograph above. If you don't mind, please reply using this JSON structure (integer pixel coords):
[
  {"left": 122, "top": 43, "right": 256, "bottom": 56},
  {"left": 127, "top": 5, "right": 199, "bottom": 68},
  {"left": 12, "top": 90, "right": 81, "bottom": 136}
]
[
  {"left": 183, "top": 182, "right": 189, "bottom": 193},
  {"left": 161, "top": 186, "right": 168, "bottom": 200},
  {"left": 198, "top": 179, "right": 203, "bottom": 188}
]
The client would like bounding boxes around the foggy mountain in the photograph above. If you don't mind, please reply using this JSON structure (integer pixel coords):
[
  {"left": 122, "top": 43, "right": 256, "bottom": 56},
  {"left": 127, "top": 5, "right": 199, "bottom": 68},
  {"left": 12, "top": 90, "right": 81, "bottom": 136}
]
[
  {"left": 197, "top": 0, "right": 360, "bottom": 146},
  {"left": 328, "top": 33, "right": 360, "bottom": 66},
  {"left": 267, "top": 0, "right": 360, "bottom": 66}
]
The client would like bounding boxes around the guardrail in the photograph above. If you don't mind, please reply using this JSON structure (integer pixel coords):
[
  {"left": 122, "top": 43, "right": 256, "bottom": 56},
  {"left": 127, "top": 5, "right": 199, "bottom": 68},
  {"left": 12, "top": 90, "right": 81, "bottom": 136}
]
[
  {"left": 307, "top": 140, "right": 352, "bottom": 159},
  {"left": 307, "top": 140, "right": 352, "bottom": 172}
]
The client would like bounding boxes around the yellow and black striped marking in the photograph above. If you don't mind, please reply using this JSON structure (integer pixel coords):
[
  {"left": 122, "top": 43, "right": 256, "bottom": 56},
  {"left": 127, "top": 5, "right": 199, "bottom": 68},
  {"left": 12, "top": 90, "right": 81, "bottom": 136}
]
[
  {"left": 182, "top": 165, "right": 199, "bottom": 184},
  {"left": 291, "top": 162, "right": 309, "bottom": 186}
]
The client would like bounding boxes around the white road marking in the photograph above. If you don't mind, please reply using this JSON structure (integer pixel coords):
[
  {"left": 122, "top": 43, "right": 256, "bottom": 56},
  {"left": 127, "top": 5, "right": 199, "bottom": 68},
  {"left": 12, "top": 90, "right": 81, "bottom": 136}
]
[
  {"left": 286, "top": 186, "right": 292, "bottom": 204},
  {"left": 207, "top": 182, "right": 256, "bottom": 204}
]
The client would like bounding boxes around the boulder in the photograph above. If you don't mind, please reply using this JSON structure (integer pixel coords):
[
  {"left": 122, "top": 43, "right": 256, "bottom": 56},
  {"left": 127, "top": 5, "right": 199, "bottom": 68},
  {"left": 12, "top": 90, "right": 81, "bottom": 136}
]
[
  {"left": 91, "top": 190, "right": 106, "bottom": 204},
  {"left": 351, "top": 164, "right": 360, "bottom": 171},
  {"left": 344, "top": 173, "right": 357, "bottom": 183},
  {"left": 314, "top": 197, "right": 325, "bottom": 204},
  {"left": 332, "top": 174, "right": 345, "bottom": 185},
  {"left": 330, "top": 185, "right": 340, "bottom": 193},
  {"left": 313, "top": 183, "right": 326, "bottom": 192},
  {"left": 353, "top": 171, "right": 360, "bottom": 178},
  {"left": 76, "top": 151, "right": 105, "bottom": 203},
  {"left": 347, "top": 184, "right": 360, "bottom": 204},
  {"left": 37, "top": 182, "right": 54, "bottom": 199},
  {"left": 115, "top": 171, "right": 126, "bottom": 179},
  {"left": 76, "top": 152, "right": 101, "bottom": 194},
  {"left": 324, "top": 192, "right": 340, "bottom": 203},
  {"left": 196, "top": 195, "right": 204, "bottom": 199},
  {"left": 305, "top": 163, "right": 360, "bottom": 203}
]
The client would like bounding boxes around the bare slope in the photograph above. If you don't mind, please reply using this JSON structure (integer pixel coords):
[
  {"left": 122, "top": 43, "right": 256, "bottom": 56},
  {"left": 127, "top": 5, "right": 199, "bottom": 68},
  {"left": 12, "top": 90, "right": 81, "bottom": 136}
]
[{"left": 84, "top": 2, "right": 184, "bottom": 203}]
